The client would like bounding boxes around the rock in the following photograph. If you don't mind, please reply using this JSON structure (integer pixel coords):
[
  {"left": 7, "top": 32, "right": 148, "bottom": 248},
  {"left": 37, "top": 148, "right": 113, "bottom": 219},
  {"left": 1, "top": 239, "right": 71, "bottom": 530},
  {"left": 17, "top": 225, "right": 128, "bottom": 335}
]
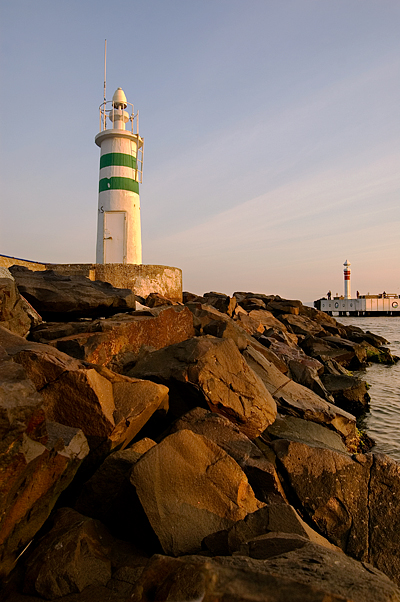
[
  {"left": 248, "top": 309, "right": 288, "bottom": 332},
  {"left": 247, "top": 338, "right": 290, "bottom": 374},
  {"left": 130, "top": 429, "right": 264, "bottom": 555},
  {"left": 320, "top": 335, "right": 368, "bottom": 368},
  {"left": 185, "top": 301, "right": 231, "bottom": 334},
  {"left": 37, "top": 306, "right": 195, "bottom": 369},
  {"left": 233, "top": 292, "right": 277, "bottom": 304},
  {"left": 271, "top": 439, "right": 400, "bottom": 587},
  {"left": 210, "top": 501, "right": 338, "bottom": 555},
  {"left": 18, "top": 297, "right": 42, "bottom": 331},
  {"left": 23, "top": 508, "right": 113, "bottom": 599},
  {"left": 262, "top": 414, "right": 348, "bottom": 454},
  {"left": 243, "top": 345, "right": 358, "bottom": 449},
  {"left": 202, "top": 292, "right": 237, "bottom": 316},
  {"left": 233, "top": 312, "right": 265, "bottom": 336},
  {"left": 238, "top": 532, "right": 321, "bottom": 559},
  {"left": 301, "top": 334, "right": 365, "bottom": 369},
  {"left": 0, "top": 348, "right": 89, "bottom": 577},
  {"left": 107, "top": 567, "right": 146, "bottom": 597},
  {"left": 130, "top": 546, "right": 400, "bottom": 602},
  {"left": 143, "top": 292, "right": 176, "bottom": 307},
  {"left": 278, "top": 313, "right": 325, "bottom": 336},
  {"left": 91, "top": 366, "right": 169, "bottom": 450},
  {"left": 186, "top": 302, "right": 288, "bottom": 372},
  {"left": 170, "top": 408, "right": 285, "bottom": 500},
  {"left": 263, "top": 339, "right": 322, "bottom": 371},
  {"left": 259, "top": 328, "right": 299, "bottom": 348},
  {"left": 238, "top": 297, "right": 268, "bottom": 311},
  {"left": 0, "top": 276, "right": 33, "bottom": 337},
  {"left": 182, "top": 291, "right": 204, "bottom": 303},
  {"left": 0, "top": 340, "right": 89, "bottom": 578},
  {"left": 288, "top": 359, "right": 334, "bottom": 402},
  {"left": 129, "top": 336, "right": 277, "bottom": 439},
  {"left": 321, "top": 373, "right": 370, "bottom": 416},
  {"left": 259, "top": 336, "right": 329, "bottom": 396},
  {"left": 360, "top": 341, "right": 399, "bottom": 364},
  {"left": 343, "top": 324, "right": 388, "bottom": 348},
  {"left": 9, "top": 266, "right": 136, "bottom": 320},
  {"left": 323, "top": 357, "right": 352, "bottom": 376},
  {"left": 75, "top": 439, "right": 156, "bottom": 524},
  {"left": 266, "top": 299, "right": 302, "bottom": 315},
  {"left": 0, "top": 326, "right": 169, "bottom": 453},
  {"left": 368, "top": 453, "right": 400, "bottom": 586},
  {"left": 203, "top": 319, "right": 248, "bottom": 351},
  {"left": 271, "top": 439, "right": 371, "bottom": 559},
  {"left": 30, "top": 321, "right": 102, "bottom": 343},
  {"left": 300, "top": 304, "right": 343, "bottom": 335}
]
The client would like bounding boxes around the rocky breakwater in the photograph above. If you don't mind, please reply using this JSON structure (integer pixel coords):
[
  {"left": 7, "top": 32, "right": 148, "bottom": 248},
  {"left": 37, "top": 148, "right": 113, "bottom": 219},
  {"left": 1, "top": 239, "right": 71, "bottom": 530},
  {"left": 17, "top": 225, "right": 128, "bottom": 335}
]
[{"left": 1, "top": 269, "right": 400, "bottom": 601}]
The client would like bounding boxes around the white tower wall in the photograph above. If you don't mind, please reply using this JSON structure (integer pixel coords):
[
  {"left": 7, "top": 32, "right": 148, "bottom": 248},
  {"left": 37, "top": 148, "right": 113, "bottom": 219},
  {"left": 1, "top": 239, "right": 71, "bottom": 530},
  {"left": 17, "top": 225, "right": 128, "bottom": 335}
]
[{"left": 95, "top": 89, "right": 143, "bottom": 265}]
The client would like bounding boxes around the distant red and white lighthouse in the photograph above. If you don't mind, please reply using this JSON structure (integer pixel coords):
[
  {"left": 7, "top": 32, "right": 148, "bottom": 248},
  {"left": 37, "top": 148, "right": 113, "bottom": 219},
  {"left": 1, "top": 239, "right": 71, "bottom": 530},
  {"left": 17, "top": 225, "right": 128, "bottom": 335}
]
[{"left": 343, "top": 260, "right": 351, "bottom": 299}]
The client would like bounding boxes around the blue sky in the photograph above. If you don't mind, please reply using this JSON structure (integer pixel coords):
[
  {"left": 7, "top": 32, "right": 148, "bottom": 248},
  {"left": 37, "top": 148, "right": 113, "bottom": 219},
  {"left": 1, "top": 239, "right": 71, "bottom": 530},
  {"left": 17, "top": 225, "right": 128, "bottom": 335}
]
[{"left": 1, "top": 0, "right": 399, "bottom": 301}]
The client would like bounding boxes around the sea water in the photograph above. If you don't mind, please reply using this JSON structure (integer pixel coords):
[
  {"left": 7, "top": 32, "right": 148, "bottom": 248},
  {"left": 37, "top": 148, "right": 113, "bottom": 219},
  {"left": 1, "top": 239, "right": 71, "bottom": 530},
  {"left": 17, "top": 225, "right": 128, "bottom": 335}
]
[{"left": 338, "top": 316, "right": 400, "bottom": 461}]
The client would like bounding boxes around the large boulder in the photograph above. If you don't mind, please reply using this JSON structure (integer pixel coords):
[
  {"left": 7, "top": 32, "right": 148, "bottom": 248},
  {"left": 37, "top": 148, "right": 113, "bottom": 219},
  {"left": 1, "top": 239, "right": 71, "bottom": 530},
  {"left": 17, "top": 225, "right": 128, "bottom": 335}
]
[
  {"left": 271, "top": 438, "right": 400, "bottom": 587},
  {"left": 301, "top": 334, "right": 367, "bottom": 369},
  {"left": 288, "top": 359, "right": 334, "bottom": 402},
  {"left": 248, "top": 309, "right": 289, "bottom": 333},
  {"left": 130, "top": 429, "right": 264, "bottom": 556},
  {"left": 130, "top": 546, "right": 400, "bottom": 602},
  {"left": 0, "top": 270, "right": 34, "bottom": 337},
  {"left": 262, "top": 414, "right": 349, "bottom": 454},
  {"left": 321, "top": 373, "right": 370, "bottom": 416},
  {"left": 320, "top": 335, "right": 368, "bottom": 368},
  {"left": 266, "top": 299, "right": 302, "bottom": 315},
  {"left": 299, "top": 304, "right": 344, "bottom": 335},
  {"left": 31, "top": 306, "right": 195, "bottom": 370},
  {"left": 0, "top": 345, "right": 89, "bottom": 577},
  {"left": 277, "top": 313, "right": 325, "bottom": 336},
  {"left": 23, "top": 508, "right": 113, "bottom": 599},
  {"left": 0, "top": 327, "right": 169, "bottom": 453},
  {"left": 204, "top": 500, "right": 338, "bottom": 556},
  {"left": 170, "top": 407, "right": 285, "bottom": 500},
  {"left": 186, "top": 302, "right": 288, "bottom": 372},
  {"left": 22, "top": 507, "right": 150, "bottom": 600},
  {"left": 271, "top": 440, "right": 371, "bottom": 559},
  {"left": 202, "top": 292, "right": 237, "bottom": 316},
  {"left": 75, "top": 438, "right": 156, "bottom": 525},
  {"left": 129, "top": 336, "right": 277, "bottom": 439},
  {"left": 143, "top": 292, "right": 177, "bottom": 307},
  {"left": 243, "top": 345, "right": 358, "bottom": 449},
  {"left": 233, "top": 312, "right": 266, "bottom": 336},
  {"left": 9, "top": 266, "right": 136, "bottom": 320}
]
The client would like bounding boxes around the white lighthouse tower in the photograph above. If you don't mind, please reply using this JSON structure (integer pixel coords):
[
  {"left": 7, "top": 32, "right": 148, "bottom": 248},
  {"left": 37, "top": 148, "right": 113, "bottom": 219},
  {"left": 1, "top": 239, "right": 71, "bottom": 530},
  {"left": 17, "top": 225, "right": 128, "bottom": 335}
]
[
  {"left": 95, "top": 88, "right": 143, "bottom": 264},
  {"left": 343, "top": 259, "right": 351, "bottom": 299}
]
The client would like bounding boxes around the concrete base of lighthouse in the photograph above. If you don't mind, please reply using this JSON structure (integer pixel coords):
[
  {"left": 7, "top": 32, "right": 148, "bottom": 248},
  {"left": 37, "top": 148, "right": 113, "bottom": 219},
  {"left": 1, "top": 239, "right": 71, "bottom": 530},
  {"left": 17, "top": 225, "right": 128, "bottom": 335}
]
[{"left": 0, "top": 256, "right": 183, "bottom": 302}]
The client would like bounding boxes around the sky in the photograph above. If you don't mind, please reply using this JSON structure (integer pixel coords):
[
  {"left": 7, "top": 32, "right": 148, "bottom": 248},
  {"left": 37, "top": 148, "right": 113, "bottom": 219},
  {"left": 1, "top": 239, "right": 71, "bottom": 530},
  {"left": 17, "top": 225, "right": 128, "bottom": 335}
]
[{"left": 0, "top": 0, "right": 399, "bottom": 302}]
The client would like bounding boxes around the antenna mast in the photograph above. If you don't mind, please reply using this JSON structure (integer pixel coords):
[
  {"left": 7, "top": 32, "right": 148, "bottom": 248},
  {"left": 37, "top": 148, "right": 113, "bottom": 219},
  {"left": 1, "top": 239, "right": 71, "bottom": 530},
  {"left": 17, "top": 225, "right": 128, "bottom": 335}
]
[{"left": 103, "top": 39, "right": 107, "bottom": 130}]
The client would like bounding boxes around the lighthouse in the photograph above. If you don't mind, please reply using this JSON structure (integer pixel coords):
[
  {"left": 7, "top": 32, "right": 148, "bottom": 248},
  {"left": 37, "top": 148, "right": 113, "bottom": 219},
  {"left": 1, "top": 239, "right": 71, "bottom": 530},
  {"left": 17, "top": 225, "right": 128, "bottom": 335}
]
[
  {"left": 95, "top": 88, "right": 143, "bottom": 264},
  {"left": 343, "top": 259, "right": 351, "bottom": 299}
]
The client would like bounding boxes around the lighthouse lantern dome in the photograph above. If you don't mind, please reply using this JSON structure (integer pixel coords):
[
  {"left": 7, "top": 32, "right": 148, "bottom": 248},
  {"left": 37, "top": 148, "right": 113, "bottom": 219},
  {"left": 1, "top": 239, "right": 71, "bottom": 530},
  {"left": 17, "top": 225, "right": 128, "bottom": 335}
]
[{"left": 112, "top": 87, "right": 127, "bottom": 109}]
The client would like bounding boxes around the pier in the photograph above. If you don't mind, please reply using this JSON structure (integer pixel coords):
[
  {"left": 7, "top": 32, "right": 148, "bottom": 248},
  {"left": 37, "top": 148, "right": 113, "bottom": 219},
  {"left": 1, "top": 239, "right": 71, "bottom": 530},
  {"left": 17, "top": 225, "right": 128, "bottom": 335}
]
[{"left": 315, "top": 294, "right": 400, "bottom": 316}]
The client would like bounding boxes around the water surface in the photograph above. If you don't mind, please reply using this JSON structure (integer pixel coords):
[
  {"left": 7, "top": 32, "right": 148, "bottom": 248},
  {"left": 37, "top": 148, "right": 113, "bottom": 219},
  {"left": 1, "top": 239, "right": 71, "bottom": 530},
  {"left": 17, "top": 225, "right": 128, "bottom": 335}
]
[{"left": 338, "top": 317, "right": 400, "bottom": 461}]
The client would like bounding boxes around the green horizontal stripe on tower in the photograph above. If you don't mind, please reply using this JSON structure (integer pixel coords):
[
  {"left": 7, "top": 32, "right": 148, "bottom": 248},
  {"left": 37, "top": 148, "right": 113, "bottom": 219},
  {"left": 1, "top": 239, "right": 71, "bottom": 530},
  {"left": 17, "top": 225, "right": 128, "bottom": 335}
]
[
  {"left": 99, "top": 177, "right": 139, "bottom": 194},
  {"left": 100, "top": 153, "right": 137, "bottom": 169}
]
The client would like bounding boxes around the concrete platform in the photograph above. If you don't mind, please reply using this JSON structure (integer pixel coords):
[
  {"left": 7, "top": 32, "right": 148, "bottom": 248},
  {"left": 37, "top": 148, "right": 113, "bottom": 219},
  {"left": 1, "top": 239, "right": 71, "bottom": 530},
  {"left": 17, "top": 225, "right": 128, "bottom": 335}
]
[{"left": 0, "top": 255, "right": 182, "bottom": 302}]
